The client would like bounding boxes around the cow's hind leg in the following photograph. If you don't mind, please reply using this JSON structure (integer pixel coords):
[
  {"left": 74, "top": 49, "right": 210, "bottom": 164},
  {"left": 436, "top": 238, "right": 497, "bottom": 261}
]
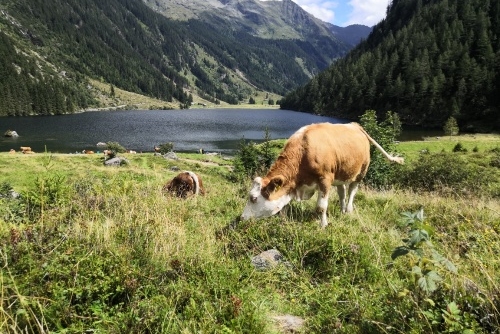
[
  {"left": 345, "top": 182, "right": 359, "bottom": 213},
  {"left": 337, "top": 185, "right": 347, "bottom": 213}
]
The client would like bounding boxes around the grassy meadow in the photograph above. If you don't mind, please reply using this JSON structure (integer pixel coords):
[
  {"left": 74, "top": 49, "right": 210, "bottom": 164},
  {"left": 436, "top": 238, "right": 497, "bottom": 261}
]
[{"left": 0, "top": 134, "right": 499, "bottom": 333}]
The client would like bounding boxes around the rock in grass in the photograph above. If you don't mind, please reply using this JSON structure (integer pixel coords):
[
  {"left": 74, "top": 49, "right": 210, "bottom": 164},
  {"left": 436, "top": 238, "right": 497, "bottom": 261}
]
[
  {"left": 272, "top": 314, "right": 305, "bottom": 333},
  {"left": 163, "top": 151, "right": 178, "bottom": 160},
  {"left": 251, "top": 249, "right": 288, "bottom": 271},
  {"left": 104, "top": 157, "right": 129, "bottom": 166}
]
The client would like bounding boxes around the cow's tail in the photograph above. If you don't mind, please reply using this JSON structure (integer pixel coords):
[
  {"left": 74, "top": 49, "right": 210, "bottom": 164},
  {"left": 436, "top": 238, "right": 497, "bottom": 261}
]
[
  {"left": 185, "top": 171, "right": 201, "bottom": 195},
  {"left": 355, "top": 124, "right": 405, "bottom": 164}
]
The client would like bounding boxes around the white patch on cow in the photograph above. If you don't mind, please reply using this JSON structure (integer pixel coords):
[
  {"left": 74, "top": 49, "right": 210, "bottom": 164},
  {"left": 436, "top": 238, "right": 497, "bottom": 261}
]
[
  {"left": 241, "top": 177, "right": 292, "bottom": 220},
  {"left": 316, "top": 192, "right": 330, "bottom": 228},
  {"left": 345, "top": 182, "right": 360, "bottom": 213},
  {"left": 185, "top": 171, "right": 200, "bottom": 195}
]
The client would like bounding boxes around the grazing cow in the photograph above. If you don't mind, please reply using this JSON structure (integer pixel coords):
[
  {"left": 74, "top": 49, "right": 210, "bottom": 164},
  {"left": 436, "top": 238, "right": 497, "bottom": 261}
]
[
  {"left": 9, "top": 149, "right": 16, "bottom": 154},
  {"left": 20, "top": 146, "right": 31, "bottom": 153},
  {"left": 163, "top": 171, "right": 205, "bottom": 198},
  {"left": 83, "top": 150, "right": 94, "bottom": 154},
  {"left": 241, "top": 122, "right": 404, "bottom": 227}
]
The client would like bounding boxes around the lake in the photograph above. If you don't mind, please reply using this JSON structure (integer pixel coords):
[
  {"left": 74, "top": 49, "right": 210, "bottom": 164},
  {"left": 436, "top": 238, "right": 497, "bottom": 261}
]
[{"left": 0, "top": 108, "right": 350, "bottom": 154}]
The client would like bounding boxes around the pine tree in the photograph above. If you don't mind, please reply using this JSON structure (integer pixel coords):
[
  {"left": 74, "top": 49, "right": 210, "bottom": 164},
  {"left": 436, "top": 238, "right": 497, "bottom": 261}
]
[{"left": 443, "top": 116, "right": 459, "bottom": 136}]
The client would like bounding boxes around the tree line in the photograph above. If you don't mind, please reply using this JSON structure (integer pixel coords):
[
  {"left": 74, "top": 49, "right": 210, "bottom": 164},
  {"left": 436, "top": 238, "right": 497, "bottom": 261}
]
[
  {"left": 281, "top": 0, "right": 500, "bottom": 131},
  {"left": 0, "top": 0, "right": 350, "bottom": 116}
]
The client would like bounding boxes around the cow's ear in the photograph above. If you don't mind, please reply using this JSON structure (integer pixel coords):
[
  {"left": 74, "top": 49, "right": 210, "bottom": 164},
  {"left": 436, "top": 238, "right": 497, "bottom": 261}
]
[{"left": 262, "top": 176, "right": 284, "bottom": 198}]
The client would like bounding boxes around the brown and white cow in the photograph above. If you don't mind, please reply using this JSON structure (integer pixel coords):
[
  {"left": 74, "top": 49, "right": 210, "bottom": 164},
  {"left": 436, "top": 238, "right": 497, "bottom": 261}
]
[
  {"left": 20, "top": 146, "right": 32, "bottom": 153},
  {"left": 241, "top": 122, "right": 404, "bottom": 227},
  {"left": 163, "top": 171, "right": 205, "bottom": 198}
]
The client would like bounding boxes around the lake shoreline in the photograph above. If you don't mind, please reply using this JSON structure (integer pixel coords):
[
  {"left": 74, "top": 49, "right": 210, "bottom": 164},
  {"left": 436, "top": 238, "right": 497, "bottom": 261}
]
[{"left": 0, "top": 108, "right": 346, "bottom": 154}]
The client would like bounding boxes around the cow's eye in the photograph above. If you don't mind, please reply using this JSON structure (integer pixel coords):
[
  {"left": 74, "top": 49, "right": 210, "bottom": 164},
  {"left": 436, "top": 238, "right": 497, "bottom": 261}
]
[{"left": 250, "top": 196, "right": 257, "bottom": 203}]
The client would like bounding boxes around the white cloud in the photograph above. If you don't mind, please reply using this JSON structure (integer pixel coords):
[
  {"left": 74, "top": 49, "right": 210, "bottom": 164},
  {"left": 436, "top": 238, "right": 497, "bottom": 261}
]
[
  {"left": 289, "top": 0, "right": 389, "bottom": 27},
  {"left": 346, "top": 0, "right": 389, "bottom": 26},
  {"left": 296, "top": 1, "right": 338, "bottom": 23}
]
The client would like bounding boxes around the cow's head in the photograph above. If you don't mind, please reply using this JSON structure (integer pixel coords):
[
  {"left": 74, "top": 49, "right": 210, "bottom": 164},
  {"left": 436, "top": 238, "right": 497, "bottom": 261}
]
[{"left": 241, "top": 176, "right": 292, "bottom": 220}]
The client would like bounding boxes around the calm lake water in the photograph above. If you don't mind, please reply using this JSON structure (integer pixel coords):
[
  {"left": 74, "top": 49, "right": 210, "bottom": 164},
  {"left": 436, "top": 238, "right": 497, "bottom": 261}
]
[{"left": 0, "top": 108, "right": 351, "bottom": 154}]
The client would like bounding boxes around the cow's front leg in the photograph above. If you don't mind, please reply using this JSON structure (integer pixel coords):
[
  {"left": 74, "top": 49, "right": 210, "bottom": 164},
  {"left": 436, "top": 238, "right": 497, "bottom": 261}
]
[
  {"left": 317, "top": 192, "right": 330, "bottom": 227},
  {"left": 317, "top": 180, "right": 332, "bottom": 228}
]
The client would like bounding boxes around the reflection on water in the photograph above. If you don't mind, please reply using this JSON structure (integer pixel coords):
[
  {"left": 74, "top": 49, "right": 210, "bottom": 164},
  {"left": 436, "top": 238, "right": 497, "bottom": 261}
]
[{"left": 0, "top": 109, "right": 347, "bottom": 153}]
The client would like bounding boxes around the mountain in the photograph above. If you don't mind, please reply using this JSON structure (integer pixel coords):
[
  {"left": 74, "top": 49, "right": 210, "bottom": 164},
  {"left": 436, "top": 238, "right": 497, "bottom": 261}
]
[
  {"left": 327, "top": 24, "right": 373, "bottom": 47},
  {"left": 281, "top": 0, "right": 500, "bottom": 131},
  {"left": 0, "top": 0, "right": 370, "bottom": 117},
  {"left": 144, "top": 0, "right": 360, "bottom": 43}
]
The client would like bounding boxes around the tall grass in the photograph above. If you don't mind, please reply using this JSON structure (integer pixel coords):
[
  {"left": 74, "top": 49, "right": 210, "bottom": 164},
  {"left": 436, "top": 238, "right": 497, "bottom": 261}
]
[{"left": 0, "top": 139, "right": 499, "bottom": 333}]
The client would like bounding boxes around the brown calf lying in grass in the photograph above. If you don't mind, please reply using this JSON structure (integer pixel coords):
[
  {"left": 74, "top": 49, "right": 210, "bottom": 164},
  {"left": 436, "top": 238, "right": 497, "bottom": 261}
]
[{"left": 163, "top": 171, "right": 205, "bottom": 198}]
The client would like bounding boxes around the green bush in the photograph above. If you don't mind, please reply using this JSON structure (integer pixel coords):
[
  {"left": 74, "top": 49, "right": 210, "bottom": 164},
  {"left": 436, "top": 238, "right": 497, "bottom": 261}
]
[
  {"left": 399, "top": 152, "right": 490, "bottom": 195},
  {"left": 231, "top": 129, "right": 278, "bottom": 182},
  {"left": 106, "top": 141, "right": 126, "bottom": 153},
  {"left": 157, "top": 142, "right": 174, "bottom": 154},
  {"left": 0, "top": 181, "right": 12, "bottom": 197},
  {"left": 359, "top": 110, "right": 402, "bottom": 189},
  {"left": 490, "top": 151, "right": 500, "bottom": 168},
  {"left": 453, "top": 142, "right": 467, "bottom": 153},
  {"left": 232, "top": 140, "right": 260, "bottom": 181},
  {"left": 23, "top": 173, "right": 70, "bottom": 220}
]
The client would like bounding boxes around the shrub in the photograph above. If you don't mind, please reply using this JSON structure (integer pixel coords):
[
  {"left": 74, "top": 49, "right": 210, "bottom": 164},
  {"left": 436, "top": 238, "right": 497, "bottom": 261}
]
[
  {"left": 359, "top": 110, "right": 402, "bottom": 189},
  {"left": 0, "top": 181, "right": 12, "bottom": 197},
  {"left": 490, "top": 150, "right": 500, "bottom": 168},
  {"left": 0, "top": 182, "right": 26, "bottom": 224},
  {"left": 23, "top": 173, "right": 70, "bottom": 219},
  {"left": 443, "top": 116, "right": 459, "bottom": 136},
  {"left": 453, "top": 142, "right": 467, "bottom": 152},
  {"left": 399, "top": 152, "right": 489, "bottom": 195},
  {"left": 232, "top": 139, "right": 260, "bottom": 181},
  {"left": 106, "top": 141, "right": 126, "bottom": 153},
  {"left": 157, "top": 142, "right": 174, "bottom": 154},
  {"left": 231, "top": 129, "right": 278, "bottom": 182}
]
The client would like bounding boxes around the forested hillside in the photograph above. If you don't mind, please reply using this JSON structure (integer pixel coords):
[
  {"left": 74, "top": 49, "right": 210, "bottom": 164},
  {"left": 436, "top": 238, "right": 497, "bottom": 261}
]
[
  {"left": 0, "top": 32, "right": 96, "bottom": 116},
  {"left": 281, "top": 0, "right": 500, "bottom": 131},
  {"left": 0, "top": 0, "right": 356, "bottom": 116}
]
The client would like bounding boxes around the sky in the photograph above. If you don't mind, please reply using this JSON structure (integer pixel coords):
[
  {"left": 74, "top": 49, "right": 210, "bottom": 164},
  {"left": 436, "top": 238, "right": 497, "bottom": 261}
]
[{"left": 287, "top": 0, "right": 391, "bottom": 27}]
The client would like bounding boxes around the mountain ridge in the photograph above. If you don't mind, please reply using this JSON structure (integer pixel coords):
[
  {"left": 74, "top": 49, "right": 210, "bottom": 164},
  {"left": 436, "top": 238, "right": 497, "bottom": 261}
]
[
  {"left": 0, "top": 0, "right": 371, "bottom": 116},
  {"left": 281, "top": 0, "right": 500, "bottom": 131}
]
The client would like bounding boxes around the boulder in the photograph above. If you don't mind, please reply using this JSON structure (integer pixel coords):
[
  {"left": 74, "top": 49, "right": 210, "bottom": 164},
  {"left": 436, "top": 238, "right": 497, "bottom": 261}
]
[
  {"left": 104, "top": 157, "right": 129, "bottom": 166},
  {"left": 251, "top": 249, "right": 290, "bottom": 271},
  {"left": 0, "top": 189, "right": 20, "bottom": 199},
  {"left": 163, "top": 151, "right": 178, "bottom": 160}
]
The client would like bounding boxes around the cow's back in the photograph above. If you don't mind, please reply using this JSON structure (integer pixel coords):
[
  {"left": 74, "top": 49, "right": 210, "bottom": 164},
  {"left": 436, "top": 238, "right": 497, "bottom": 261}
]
[{"left": 297, "top": 123, "right": 370, "bottom": 184}]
